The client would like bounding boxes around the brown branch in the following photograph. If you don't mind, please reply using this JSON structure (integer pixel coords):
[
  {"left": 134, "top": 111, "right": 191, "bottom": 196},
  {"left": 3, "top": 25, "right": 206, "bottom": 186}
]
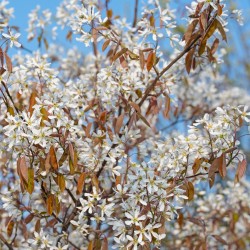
[
  {"left": 132, "top": 0, "right": 139, "bottom": 28},
  {"left": 0, "top": 233, "right": 13, "bottom": 250}
]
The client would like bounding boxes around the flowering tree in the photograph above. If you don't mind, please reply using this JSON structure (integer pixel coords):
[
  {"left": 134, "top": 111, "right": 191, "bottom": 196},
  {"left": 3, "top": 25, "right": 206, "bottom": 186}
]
[{"left": 0, "top": 0, "right": 249, "bottom": 249}]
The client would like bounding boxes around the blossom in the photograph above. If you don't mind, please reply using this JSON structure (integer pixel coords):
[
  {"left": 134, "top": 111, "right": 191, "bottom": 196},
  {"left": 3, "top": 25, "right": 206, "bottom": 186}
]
[{"left": 2, "top": 30, "right": 21, "bottom": 47}]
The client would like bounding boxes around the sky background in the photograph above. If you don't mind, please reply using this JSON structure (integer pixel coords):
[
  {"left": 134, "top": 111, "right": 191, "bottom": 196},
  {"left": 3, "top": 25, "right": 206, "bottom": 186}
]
[{"left": 7, "top": 0, "right": 250, "bottom": 55}]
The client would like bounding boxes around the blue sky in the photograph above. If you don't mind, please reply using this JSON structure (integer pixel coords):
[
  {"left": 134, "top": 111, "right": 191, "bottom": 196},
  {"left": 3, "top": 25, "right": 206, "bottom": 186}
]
[{"left": 7, "top": 0, "right": 250, "bottom": 62}]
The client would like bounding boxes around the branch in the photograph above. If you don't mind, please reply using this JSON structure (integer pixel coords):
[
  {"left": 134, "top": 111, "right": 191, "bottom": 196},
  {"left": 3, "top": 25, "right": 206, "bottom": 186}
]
[
  {"left": 0, "top": 233, "right": 13, "bottom": 250},
  {"left": 132, "top": 0, "right": 139, "bottom": 28},
  {"left": 138, "top": 34, "right": 201, "bottom": 107}
]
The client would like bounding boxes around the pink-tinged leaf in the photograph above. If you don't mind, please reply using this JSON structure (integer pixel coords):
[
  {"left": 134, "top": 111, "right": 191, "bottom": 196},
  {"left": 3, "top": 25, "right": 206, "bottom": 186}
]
[
  {"left": 101, "top": 237, "right": 108, "bottom": 250},
  {"left": 211, "top": 38, "right": 220, "bottom": 55},
  {"left": 112, "top": 48, "right": 128, "bottom": 62},
  {"left": 4, "top": 53, "right": 12, "bottom": 73},
  {"left": 185, "top": 47, "right": 195, "bottom": 74},
  {"left": 235, "top": 159, "right": 247, "bottom": 183},
  {"left": 216, "top": 19, "right": 227, "bottom": 42},
  {"left": 185, "top": 19, "right": 199, "bottom": 44},
  {"left": 139, "top": 50, "right": 145, "bottom": 70},
  {"left": 164, "top": 95, "right": 171, "bottom": 118},
  {"left": 68, "top": 143, "right": 75, "bottom": 163},
  {"left": 192, "top": 158, "right": 203, "bottom": 175},
  {"left": 102, "top": 39, "right": 110, "bottom": 52},
  {"left": 115, "top": 113, "right": 124, "bottom": 134},
  {"left": 28, "top": 92, "right": 37, "bottom": 116},
  {"left": 212, "top": 235, "right": 227, "bottom": 245},
  {"left": 24, "top": 214, "right": 34, "bottom": 224},
  {"left": 130, "top": 102, "right": 141, "bottom": 113},
  {"left": 218, "top": 153, "right": 227, "bottom": 178},
  {"left": 0, "top": 47, "right": 4, "bottom": 67},
  {"left": 85, "top": 122, "right": 92, "bottom": 138},
  {"left": 76, "top": 172, "right": 86, "bottom": 195}
]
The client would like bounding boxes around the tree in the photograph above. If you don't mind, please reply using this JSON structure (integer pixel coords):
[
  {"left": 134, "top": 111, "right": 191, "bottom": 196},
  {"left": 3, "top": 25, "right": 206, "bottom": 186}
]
[{"left": 0, "top": 0, "right": 249, "bottom": 249}]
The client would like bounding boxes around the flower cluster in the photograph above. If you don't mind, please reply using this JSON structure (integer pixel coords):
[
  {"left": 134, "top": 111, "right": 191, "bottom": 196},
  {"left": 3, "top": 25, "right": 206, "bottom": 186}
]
[{"left": 0, "top": 0, "right": 249, "bottom": 250}]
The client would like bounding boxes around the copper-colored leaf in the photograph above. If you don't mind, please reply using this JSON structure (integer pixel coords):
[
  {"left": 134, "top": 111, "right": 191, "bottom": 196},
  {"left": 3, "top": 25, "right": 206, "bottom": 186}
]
[
  {"left": 146, "top": 51, "right": 155, "bottom": 72},
  {"left": 185, "top": 47, "right": 195, "bottom": 74},
  {"left": 17, "top": 157, "right": 28, "bottom": 191},
  {"left": 24, "top": 214, "right": 34, "bottom": 224},
  {"left": 4, "top": 53, "right": 12, "bottom": 73},
  {"left": 35, "top": 219, "right": 41, "bottom": 232},
  {"left": 137, "top": 112, "right": 151, "bottom": 128},
  {"left": 139, "top": 50, "right": 145, "bottom": 70},
  {"left": 76, "top": 172, "right": 86, "bottom": 195},
  {"left": 0, "top": 47, "right": 4, "bottom": 66},
  {"left": 217, "top": 5, "right": 223, "bottom": 16},
  {"left": 187, "top": 181, "right": 195, "bottom": 201},
  {"left": 46, "top": 194, "right": 54, "bottom": 215},
  {"left": 115, "top": 113, "right": 124, "bottom": 134},
  {"left": 27, "top": 168, "right": 34, "bottom": 194},
  {"left": 211, "top": 38, "right": 220, "bottom": 54},
  {"left": 88, "top": 241, "right": 94, "bottom": 250},
  {"left": 235, "top": 159, "right": 247, "bottom": 183},
  {"left": 58, "top": 149, "right": 68, "bottom": 167},
  {"left": 69, "top": 143, "right": 75, "bottom": 163},
  {"left": 102, "top": 39, "right": 111, "bottom": 52},
  {"left": 198, "top": 40, "right": 207, "bottom": 56},
  {"left": 112, "top": 48, "right": 128, "bottom": 62},
  {"left": 115, "top": 175, "right": 121, "bottom": 186},
  {"left": 130, "top": 102, "right": 141, "bottom": 113},
  {"left": 7, "top": 220, "right": 14, "bottom": 237},
  {"left": 101, "top": 237, "right": 109, "bottom": 250},
  {"left": 85, "top": 122, "right": 92, "bottom": 138},
  {"left": 49, "top": 146, "right": 58, "bottom": 171},
  {"left": 218, "top": 153, "right": 227, "bottom": 179},
  {"left": 164, "top": 95, "right": 171, "bottom": 118},
  {"left": 119, "top": 55, "right": 128, "bottom": 69},
  {"left": 57, "top": 173, "right": 65, "bottom": 192},
  {"left": 185, "top": 20, "right": 199, "bottom": 44},
  {"left": 28, "top": 92, "right": 37, "bottom": 116},
  {"left": 107, "top": 9, "right": 113, "bottom": 19},
  {"left": 215, "top": 19, "right": 227, "bottom": 42},
  {"left": 212, "top": 235, "right": 227, "bottom": 245},
  {"left": 199, "top": 12, "right": 207, "bottom": 31},
  {"left": 192, "top": 158, "right": 203, "bottom": 175},
  {"left": 149, "top": 15, "right": 155, "bottom": 27}
]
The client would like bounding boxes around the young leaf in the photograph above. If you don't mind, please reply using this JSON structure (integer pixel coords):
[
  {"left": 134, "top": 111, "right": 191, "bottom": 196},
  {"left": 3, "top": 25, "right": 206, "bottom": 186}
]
[
  {"left": 49, "top": 146, "right": 58, "bottom": 171},
  {"left": 27, "top": 168, "right": 35, "bottom": 194},
  {"left": 76, "top": 172, "right": 86, "bottom": 195},
  {"left": 102, "top": 39, "right": 111, "bottom": 52},
  {"left": 57, "top": 173, "right": 66, "bottom": 192},
  {"left": 7, "top": 220, "right": 14, "bottom": 237},
  {"left": 218, "top": 153, "right": 227, "bottom": 179},
  {"left": 185, "top": 47, "right": 195, "bottom": 73},
  {"left": 139, "top": 50, "right": 145, "bottom": 70},
  {"left": 4, "top": 53, "right": 12, "bottom": 73},
  {"left": 46, "top": 194, "right": 54, "bottom": 215},
  {"left": 28, "top": 92, "right": 37, "bottom": 116},
  {"left": 112, "top": 48, "right": 128, "bottom": 61},
  {"left": 215, "top": 19, "right": 227, "bottom": 42},
  {"left": 115, "top": 113, "right": 124, "bottom": 134},
  {"left": 146, "top": 51, "right": 155, "bottom": 72}
]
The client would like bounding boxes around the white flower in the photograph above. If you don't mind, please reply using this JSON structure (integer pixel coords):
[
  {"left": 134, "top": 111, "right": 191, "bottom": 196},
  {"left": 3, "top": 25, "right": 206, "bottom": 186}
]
[
  {"left": 125, "top": 210, "right": 146, "bottom": 226},
  {"left": 2, "top": 30, "right": 21, "bottom": 48}
]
